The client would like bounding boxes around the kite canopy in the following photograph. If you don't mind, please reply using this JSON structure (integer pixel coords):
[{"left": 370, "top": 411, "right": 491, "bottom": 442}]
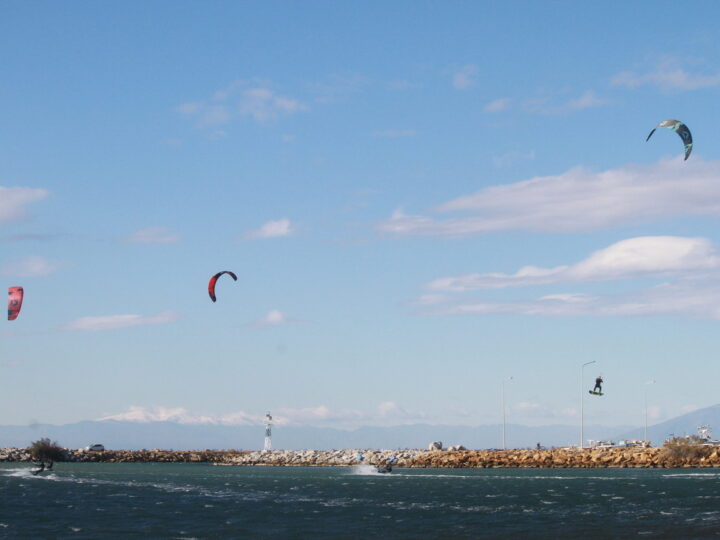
[
  {"left": 8, "top": 286, "right": 23, "bottom": 321},
  {"left": 646, "top": 119, "right": 693, "bottom": 160},
  {"left": 208, "top": 271, "right": 237, "bottom": 302}
]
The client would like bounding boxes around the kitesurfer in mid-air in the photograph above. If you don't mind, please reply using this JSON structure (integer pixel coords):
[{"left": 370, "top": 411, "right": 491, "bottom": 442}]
[{"left": 593, "top": 376, "right": 603, "bottom": 394}]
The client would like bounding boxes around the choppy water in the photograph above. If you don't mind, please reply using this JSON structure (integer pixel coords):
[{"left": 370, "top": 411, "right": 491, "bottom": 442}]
[{"left": 2, "top": 463, "right": 720, "bottom": 538}]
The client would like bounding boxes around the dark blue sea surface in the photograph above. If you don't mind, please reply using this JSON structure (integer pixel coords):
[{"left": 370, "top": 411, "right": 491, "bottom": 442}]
[{"left": 2, "top": 463, "right": 720, "bottom": 538}]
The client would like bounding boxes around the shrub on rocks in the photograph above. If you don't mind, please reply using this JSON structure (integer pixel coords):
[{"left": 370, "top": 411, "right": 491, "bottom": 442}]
[
  {"left": 662, "top": 436, "right": 712, "bottom": 462},
  {"left": 29, "top": 438, "right": 65, "bottom": 462}
]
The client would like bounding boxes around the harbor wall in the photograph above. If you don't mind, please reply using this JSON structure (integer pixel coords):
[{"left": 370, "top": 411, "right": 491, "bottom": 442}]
[{"left": 3, "top": 446, "right": 720, "bottom": 468}]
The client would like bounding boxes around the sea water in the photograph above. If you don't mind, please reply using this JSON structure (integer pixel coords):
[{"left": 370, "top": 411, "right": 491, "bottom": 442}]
[{"left": 2, "top": 463, "right": 720, "bottom": 538}]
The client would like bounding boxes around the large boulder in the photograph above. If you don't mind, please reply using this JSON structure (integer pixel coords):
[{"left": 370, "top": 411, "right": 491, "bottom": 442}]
[{"left": 428, "top": 441, "right": 443, "bottom": 451}]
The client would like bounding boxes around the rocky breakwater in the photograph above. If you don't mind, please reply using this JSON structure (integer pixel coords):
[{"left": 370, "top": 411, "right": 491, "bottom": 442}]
[
  {"left": 65, "top": 449, "right": 244, "bottom": 463},
  {"left": 216, "top": 449, "right": 426, "bottom": 467},
  {"left": 5, "top": 446, "right": 720, "bottom": 468},
  {"left": 0, "top": 448, "right": 32, "bottom": 462},
  {"left": 0, "top": 447, "right": 242, "bottom": 463},
  {"left": 407, "top": 447, "right": 720, "bottom": 468}
]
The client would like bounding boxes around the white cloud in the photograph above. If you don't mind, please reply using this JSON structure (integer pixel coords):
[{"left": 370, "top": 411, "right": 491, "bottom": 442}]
[
  {"left": 177, "top": 79, "right": 306, "bottom": 127},
  {"left": 61, "top": 311, "right": 180, "bottom": 331},
  {"left": 2, "top": 256, "right": 61, "bottom": 277},
  {"left": 238, "top": 87, "right": 306, "bottom": 123},
  {"left": 249, "top": 309, "right": 295, "bottom": 327},
  {"left": 244, "top": 218, "right": 293, "bottom": 239},
  {"left": 99, "top": 402, "right": 426, "bottom": 429},
  {"left": 428, "top": 236, "right": 720, "bottom": 291},
  {"left": 274, "top": 402, "right": 426, "bottom": 427},
  {"left": 452, "top": 64, "right": 478, "bottom": 90},
  {"left": 0, "top": 187, "right": 48, "bottom": 224},
  {"left": 412, "top": 294, "right": 451, "bottom": 306},
  {"left": 378, "top": 158, "right": 720, "bottom": 237},
  {"left": 484, "top": 97, "right": 511, "bottom": 112},
  {"left": 424, "top": 279, "right": 720, "bottom": 320},
  {"left": 566, "top": 90, "right": 607, "bottom": 110},
  {"left": 124, "top": 227, "right": 180, "bottom": 245},
  {"left": 99, "top": 406, "right": 261, "bottom": 425},
  {"left": 612, "top": 58, "right": 720, "bottom": 92},
  {"left": 523, "top": 90, "right": 608, "bottom": 114}
]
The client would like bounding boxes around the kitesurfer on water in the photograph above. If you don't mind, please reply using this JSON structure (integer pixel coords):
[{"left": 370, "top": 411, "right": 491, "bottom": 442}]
[{"left": 593, "top": 376, "right": 603, "bottom": 394}]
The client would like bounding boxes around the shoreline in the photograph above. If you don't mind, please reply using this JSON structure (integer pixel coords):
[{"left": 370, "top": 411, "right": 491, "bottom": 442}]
[{"left": 2, "top": 447, "right": 720, "bottom": 468}]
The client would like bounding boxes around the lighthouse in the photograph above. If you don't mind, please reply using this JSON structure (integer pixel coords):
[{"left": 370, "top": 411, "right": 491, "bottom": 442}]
[{"left": 264, "top": 412, "right": 273, "bottom": 451}]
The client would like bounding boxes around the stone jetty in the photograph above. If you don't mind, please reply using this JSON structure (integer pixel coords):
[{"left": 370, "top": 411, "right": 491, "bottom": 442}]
[{"left": 3, "top": 446, "right": 720, "bottom": 468}]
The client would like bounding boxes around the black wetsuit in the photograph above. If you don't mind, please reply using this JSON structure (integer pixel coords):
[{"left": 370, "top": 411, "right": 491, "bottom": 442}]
[{"left": 593, "top": 378, "right": 603, "bottom": 393}]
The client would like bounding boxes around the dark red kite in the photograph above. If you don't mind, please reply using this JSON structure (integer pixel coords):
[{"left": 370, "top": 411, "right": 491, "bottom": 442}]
[
  {"left": 208, "top": 271, "right": 237, "bottom": 302},
  {"left": 8, "top": 286, "right": 23, "bottom": 321}
]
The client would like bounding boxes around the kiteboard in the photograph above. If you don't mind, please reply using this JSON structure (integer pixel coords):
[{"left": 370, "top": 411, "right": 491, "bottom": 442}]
[{"left": 588, "top": 390, "right": 603, "bottom": 396}]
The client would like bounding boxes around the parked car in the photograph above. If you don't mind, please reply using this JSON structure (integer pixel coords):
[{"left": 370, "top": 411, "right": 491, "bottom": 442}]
[{"left": 84, "top": 444, "right": 105, "bottom": 452}]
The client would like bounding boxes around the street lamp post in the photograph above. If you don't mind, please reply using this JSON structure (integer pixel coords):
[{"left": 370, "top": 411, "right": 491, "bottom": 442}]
[
  {"left": 644, "top": 380, "right": 656, "bottom": 443},
  {"left": 580, "top": 361, "right": 596, "bottom": 448},
  {"left": 502, "top": 376, "right": 513, "bottom": 450}
]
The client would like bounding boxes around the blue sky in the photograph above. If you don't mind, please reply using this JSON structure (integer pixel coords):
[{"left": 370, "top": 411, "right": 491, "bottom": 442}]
[{"left": 2, "top": 1, "right": 720, "bottom": 436}]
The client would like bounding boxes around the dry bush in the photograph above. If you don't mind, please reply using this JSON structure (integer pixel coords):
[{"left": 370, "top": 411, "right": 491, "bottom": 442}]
[
  {"left": 661, "top": 436, "right": 712, "bottom": 461},
  {"left": 29, "top": 438, "right": 65, "bottom": 462}
]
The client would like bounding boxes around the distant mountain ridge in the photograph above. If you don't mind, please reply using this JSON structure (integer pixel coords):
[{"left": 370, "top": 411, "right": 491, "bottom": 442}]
[
  {"left": 614, "top": 404, "right": 720, "bottom": 447},
  {"left": 0, "top": 420, "right": 628, "bottom": 450},
  {"left": 1, "top": 404, "right": 717, "bottom": 450}
]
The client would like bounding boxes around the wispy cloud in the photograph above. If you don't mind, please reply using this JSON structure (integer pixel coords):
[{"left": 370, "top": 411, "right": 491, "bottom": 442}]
[
  {"left": 248, "top": 309, "right": 296, "bottom": 327},
  {"left": 566, "top": 90, "right": 607, "bottom": 110},
  {"left": 612, "top": 57, "right": 720, "bottom": 92},
  {"left": 310, "top": 72, "right": 369, "bottom": 103},
  {"left": 524, "top": 90, "right": 608, "bottom": 114},
  {"left": 484, "top": 97, "right": 511, "bottom": 112},
  {"left": 243, "top": 218, "right": 294, "bottom": 239},
  {"left": 123, "top": 227, "right": 180, "bottom": 245},
  {"left": 0, "top": 187, "right": 48, "bottom": 224},
  {"left": 99, "top": 406, "right": 261, "bottom": 425},
  {"left": 422, "top": 279, "right": 720, "bottom": 321},
  {"left": 61, "top": 311, "right": 180, "bottom": 331},
  {"left": 177, "top": 79, "right": 307, "bottom": 127},
  {"left": 2, "top": 256, "right": 62, "bottom": 277},
  {"left": 274, "top": 402, "right": 427, "bottom": 427},
  {"left": 428, "top": 236, "right": 720, "bottom": 291},
  {"left": 238, "top": 87, "right": 306, "bottom": 122},
  {"left": 452, "top": 64, "right": 478, "bottom": 90},
  {"left": 0, "top": 233, "right": 62, "bottom": 243},
  {"left": 99, "top": 401, "right": 426, "bottom": 428},
  {"left": 378, "top": 158, "right": 720, "bottom": 237}
]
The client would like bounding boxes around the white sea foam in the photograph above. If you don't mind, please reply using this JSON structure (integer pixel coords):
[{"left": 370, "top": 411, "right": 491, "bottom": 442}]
[
  {"left": 663, "top": 473, "right": 720, "bottom": 478},
  {"left": 348, "top": 465, "right": 381, "bottom": 476},
  {"left": 4, "top": 468, "right": 58, "bottom": 480}
]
